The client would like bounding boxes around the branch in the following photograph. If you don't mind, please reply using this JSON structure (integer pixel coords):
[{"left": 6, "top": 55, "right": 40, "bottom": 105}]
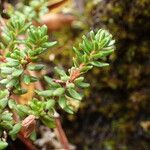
[
  {"left": 18, "top": 133, "right": 38, "bottom": 150},
  {"left": 55, "top": 117, "right": 70, "bottom": 150}
]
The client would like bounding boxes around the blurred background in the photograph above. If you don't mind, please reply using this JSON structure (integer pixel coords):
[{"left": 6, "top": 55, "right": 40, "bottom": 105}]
[{"left": 2, "top": 0, "right": 150, "bottom": 149}]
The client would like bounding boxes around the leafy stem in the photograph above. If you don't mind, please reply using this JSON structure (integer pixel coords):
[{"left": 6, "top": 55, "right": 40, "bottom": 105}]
[{"left": 0, "top": 10, "right": 115, "bottom": 149}]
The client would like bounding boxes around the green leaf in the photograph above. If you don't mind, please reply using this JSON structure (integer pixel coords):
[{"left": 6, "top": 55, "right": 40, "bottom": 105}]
[
  {"left": 44, "top": 76, "right": 60, "bottom": 87},
  {"left": 66, "top": 83, "right": 75, "bottom": 88},
  {"left": 37, "top": 90, "right": 54, "bottom": 97},
  {"left": 0, "top": 79, "right": 10, "bottom": 85},
  {"left": 0, "top": 141, "right": 8, "bottom": 150},
  {"left": 73, "top": 57, "right": 79, "bottom": 67},
  {"left": 73, "top": 47, "right": 80, "bottom": 56},
  {"left": 67, "top": 89, "right": 82, "bottom": 101},
  {"left": 64, "top": 106, "right": 74, "bottom": 114},
  {"left": 8, "top": 99, "right": 17, "bottom": 110},
  {"left": 90, "top": 61, "right": 109, "bottom": 67},
  {"left": 61, "top": 76, "right": 70, "bottom": 81},
  {"left": 6, "top": 78, "right": 18, "bottom": 88},
  {"left": 28, "top": 99, "right": 39, "bottom": 112},
  {"left": 74, "top": 77, "right": 84, "bottom": 83},
  {"left": 23, "top": 75, "right": 38, "bottom": 84},
  {"left": 6, "top": 58, "right": 19, "bottom": 67},
  {"left": 58, "top": 96, "right": 67, "bottom": 109},
  {"left": 1, "top": 111, "right": 13, "bottom": 121},
  {"left": 17, "top": 105, "right": 29, "bottom": 117},
  {"left": 90, "top": 30, "right": 95, "bottom": 41},
  {"left": 40, "top": 25, "right": 47, "bottom": 35},
  {"left": 53, "top": 88, "right": 65, "bottom": 96},
  {"left": 9, "top": 123, "right": 22, "bottom": 140},
  {"left": 28, "top": 64, "right": 45, "bottom": 71},
  {"left": 93, "top": 41, "right": 99, "bottom": 51},
  {"left": 13, "top": 88, "right": 27, "bottom": 95},
  {"left": 45, "top": 99, "right": 55, "bottom": 110},
  {"left": 29, "top": 76, "right": 38, "bottom": 82},
  {"left": 0, "top": 121, "right": 13, "bottom": 130},
  {"left": 44, "top": 76, "right": 53, "bottom": 84},
  {"left": 108, "top": 40, "right": 115, "bottom": 46},
  {"left": 42, "top": 41, "right": 57, "bottom": 48},
  {"left": 82, "top": 35, "right": 93, "bottom": 52},
  {"left": 54, "top": 67, "right": 67, "bottom": 76},
  {"left": 0, "top": 90, "right": 9, "bottom": 99},
  {"left": 12, "top": 69, "right": 23, "bottom": 77},
  {"left": 1, "top": 67, "right": 14, "bottom": 74},
  {"left": 95, "top": 29, "right": 105, "bottom": 42},
  {"left": 82, "top": 54, "right": 89, "bottom": 63},
  {"left": 23, "top": 75, "right": 30, "bottom": 84},
  {"left": 0, "top": 98, "right": 8, "bottom": 110},
  {"left": 99, "top": 37, "right": 111, "bottom": 48},
  {"left": 92, "top": 49, "right": 114, "bottom": 59},
  {"left": 29, "top": 47, "right": 46, "bottom": 56},
  {"left": 76, "top": 82, "right": 90, "bottom": 88},
  {"left": 80, "top": 65, "right": 93, "bottom": 73},
  {"left": 41, "top": 116, "right": 55, "bottom": 128},
  {"left": 0, "top": 42, "right": 5, "bottom": 49}
]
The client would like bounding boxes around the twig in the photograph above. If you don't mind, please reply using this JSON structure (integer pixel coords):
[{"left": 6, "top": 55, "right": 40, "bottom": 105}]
[
  {"left": 55, "top": 117, "right": 70, "bottom": 150},
  {"left": 18, "top": 133, "right": 38, "bottom": 150}
]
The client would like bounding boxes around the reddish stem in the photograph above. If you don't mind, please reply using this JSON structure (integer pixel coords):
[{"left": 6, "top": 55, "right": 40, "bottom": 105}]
[
  {"left": 18, "top": 133, "right": 38, "bottom": 150},
  {"left": 55, "top": 117, "right": 70, "bottom": 150}
]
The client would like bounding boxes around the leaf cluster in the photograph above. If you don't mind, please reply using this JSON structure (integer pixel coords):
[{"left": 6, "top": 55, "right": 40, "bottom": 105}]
[{"left": 0, "top": 10, "right": 115, "bottom": 149}]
